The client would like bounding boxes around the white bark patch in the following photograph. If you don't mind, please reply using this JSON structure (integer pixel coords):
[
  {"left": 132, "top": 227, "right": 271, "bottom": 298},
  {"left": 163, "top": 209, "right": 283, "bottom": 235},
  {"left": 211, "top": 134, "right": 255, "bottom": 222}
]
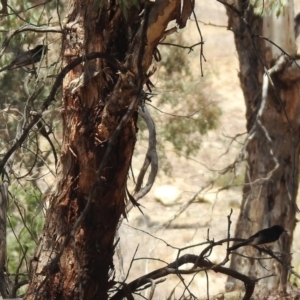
[{"left": 263, "top": 1, "right": 296, "bottom": 61}]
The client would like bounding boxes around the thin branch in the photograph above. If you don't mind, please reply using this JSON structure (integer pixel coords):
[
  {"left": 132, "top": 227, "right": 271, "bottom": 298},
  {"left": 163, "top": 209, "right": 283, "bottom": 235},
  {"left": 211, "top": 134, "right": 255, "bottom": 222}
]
[
  {"left": 4, "top": 0, "right": 51, "bottom": 16},
  {"left": 191, "top": 18, "right": 227, "bottom": 28},
  {"left": 14, "top": 201, "right": 37, "bottom": 244},
  {"left": 192, "top": 10, "right": 206, "bottom": 76},
  {"left": 133, "top": 104, "right": 158, "bottom": 201},
  {"left": 110, "top": 253, "right": 256, "bottom": 300},
  {"left": 0, "top": 52, "right": 127, "bottom": 175},
  {"left": 124, "top": 245, "right": 140, "bottom": 283},
  {"left": 11, "top": 246, "right": 28, "bottom": 297},
  {"left": 148, "top": 101, "right": 218, "bottom": 118},
  {"left": 144, "top": 278, "right": 156, "bottom": 300},
  {"left": 0, "top": 25, "right": 62, "bottom": 57},
  {"left": 159, "top": 41, "right": 203, "bottom": 53},
  {"left": 111, "top": 231, "right": 297, "bottom": 300}
]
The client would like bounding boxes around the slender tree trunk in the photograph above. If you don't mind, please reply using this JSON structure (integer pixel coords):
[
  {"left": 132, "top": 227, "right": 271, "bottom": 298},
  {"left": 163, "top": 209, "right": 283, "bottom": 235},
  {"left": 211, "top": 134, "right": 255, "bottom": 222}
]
[
  {"left": 226, "top": 0, "right": 299, "bottom": 292},
  {"left": 0, "top": 179, "right": 11, "bottom": 298},
  {"left": 24, "top": 0, "right": 187, "bottom": 299}
]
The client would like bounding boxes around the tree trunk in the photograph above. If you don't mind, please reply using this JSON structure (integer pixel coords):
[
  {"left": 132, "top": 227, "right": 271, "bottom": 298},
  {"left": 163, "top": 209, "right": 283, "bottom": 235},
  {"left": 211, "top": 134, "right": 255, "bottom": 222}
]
[
  {"left": 24, "top": 0, "right": 188, "bottom": 299},
  {"left": 0, "top": 179, "right": 12, "bottom": 298},
  {"left": 226, "top": 0, "right": 299, "bottom": 292}
]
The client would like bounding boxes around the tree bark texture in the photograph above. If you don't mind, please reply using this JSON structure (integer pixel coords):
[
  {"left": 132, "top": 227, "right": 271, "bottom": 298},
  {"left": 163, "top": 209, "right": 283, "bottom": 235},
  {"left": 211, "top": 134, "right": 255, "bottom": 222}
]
[
  {"left": 24, "top": 0, "right": 191, "bottom": 299},
  {"left": 0, "top": 180, "right": 12, "bottom": 298},
  {"left": 226, "top": 0, "right": 299, "bottom": 292}
]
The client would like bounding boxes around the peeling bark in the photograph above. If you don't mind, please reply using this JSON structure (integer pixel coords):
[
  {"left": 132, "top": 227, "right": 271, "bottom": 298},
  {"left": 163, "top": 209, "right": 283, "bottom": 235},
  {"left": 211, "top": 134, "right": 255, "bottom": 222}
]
[{"left": 24, "top": 0, "right": 188, "bottom": 299}]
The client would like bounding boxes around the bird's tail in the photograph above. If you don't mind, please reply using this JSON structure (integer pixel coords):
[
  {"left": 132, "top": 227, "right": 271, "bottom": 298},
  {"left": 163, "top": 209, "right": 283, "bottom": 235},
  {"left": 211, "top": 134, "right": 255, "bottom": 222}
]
[{"left": 228, "top": 240, "right": 249, "bottom": 251}]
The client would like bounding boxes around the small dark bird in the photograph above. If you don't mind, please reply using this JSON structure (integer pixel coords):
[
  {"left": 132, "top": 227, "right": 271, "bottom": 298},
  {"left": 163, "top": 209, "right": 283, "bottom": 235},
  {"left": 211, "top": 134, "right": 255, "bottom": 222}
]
[
  {"left": 0, "top": 45, "right": 48, "bottom": 73},
  {"left": 228, "top": 225, "right": 286, "bottom": 251}
]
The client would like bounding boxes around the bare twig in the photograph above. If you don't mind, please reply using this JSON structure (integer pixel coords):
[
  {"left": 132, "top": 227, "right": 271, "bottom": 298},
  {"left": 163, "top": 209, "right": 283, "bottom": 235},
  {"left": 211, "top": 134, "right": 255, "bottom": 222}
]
[
  {"left": 11, "top": 246, "right": 28, "bottom": 297},
  {"left": 192, "top": 10, "right": 206, "bottom": 76},
  {"left": 0, "top": 52, "right": 127, "bottom": 175},
  {"left": 111, "top": 253, "right": 256, "bottom": 300},
  {"left": 0, "top": 25, "right": 62, "bottom": 58},
  {"left": 133, "top": 104, "right": 158, "bottom": 201},
  {"left": 159, "top": 41, "right": 203, "bottom": 53}
]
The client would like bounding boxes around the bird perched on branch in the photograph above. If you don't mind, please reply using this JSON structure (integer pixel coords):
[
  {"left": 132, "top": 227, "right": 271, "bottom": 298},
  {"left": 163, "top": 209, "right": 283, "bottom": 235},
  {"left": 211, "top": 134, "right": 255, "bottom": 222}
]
[
  {"left": 228, "top": 225, "right": 286, "bottom": 251},
  {"left": 0, "top": 45, "right": 48, "bottom": 73}
]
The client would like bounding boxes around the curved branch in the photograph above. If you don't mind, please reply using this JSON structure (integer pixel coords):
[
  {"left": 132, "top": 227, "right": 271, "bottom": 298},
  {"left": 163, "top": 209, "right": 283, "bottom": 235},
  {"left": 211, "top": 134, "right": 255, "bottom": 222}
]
[
  {"left": 0, "top": 52, "right": 126, "bottom": 174},
  {"left": 0, "top": 25, "right": 62, "bottom": 57},
  {"left": 111, "top": 254, "right": 255, "bottom": 300},
  {"left": 133, "top": 104, "right": 158, "bottom": 201}
]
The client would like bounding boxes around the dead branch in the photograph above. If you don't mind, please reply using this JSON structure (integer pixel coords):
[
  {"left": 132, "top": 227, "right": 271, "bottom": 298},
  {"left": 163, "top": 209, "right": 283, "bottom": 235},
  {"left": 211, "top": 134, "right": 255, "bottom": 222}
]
[
  {"left": 0, "top": 25, "right": 62, "bottom": 58},
  {"left": 159, "top": 41, "right": 203, "bottom": 53},
  {"left": 0, "top": 52, "right": 127, "bottom": 175},
  {"left": 133, "top": 104, "right": 158, "bottom": 201},
  {"left": 112, "top": 209, "right": 300, "bottom": 299},
  {"left": 110, "top": 253, "right": 255, "bottom": 300}
]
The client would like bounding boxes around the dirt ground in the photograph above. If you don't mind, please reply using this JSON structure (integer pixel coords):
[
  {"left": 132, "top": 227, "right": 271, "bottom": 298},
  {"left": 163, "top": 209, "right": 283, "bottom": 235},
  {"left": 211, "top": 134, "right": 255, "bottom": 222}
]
[{"left": 116, "top": 2, "right": 300, "bottom": 299}]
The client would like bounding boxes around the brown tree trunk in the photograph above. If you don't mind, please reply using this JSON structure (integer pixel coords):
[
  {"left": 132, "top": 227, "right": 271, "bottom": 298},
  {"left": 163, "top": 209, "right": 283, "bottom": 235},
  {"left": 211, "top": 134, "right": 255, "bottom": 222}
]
[
  {"left": 24, "top": 0, "right": 187, "bottom": 299},
  {"left": 225, "top": 0, "right": 299, "bottom": 292},
  {"left": 0, "top": 179, "right": 12, "bottom": 298}
]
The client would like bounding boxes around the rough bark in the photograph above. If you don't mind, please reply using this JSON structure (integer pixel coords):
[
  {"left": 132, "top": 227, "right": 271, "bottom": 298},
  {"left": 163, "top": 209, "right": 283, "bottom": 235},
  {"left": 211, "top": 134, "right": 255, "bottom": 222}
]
[
  {"left": 225, "top": 0, "right": 299, "bottom": 292},
  {"left": 24, "top": 0, "right": 188, "bottom": 299},
  {"left": 0, "top": 179, "right": 12, "bottom": 298}
]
